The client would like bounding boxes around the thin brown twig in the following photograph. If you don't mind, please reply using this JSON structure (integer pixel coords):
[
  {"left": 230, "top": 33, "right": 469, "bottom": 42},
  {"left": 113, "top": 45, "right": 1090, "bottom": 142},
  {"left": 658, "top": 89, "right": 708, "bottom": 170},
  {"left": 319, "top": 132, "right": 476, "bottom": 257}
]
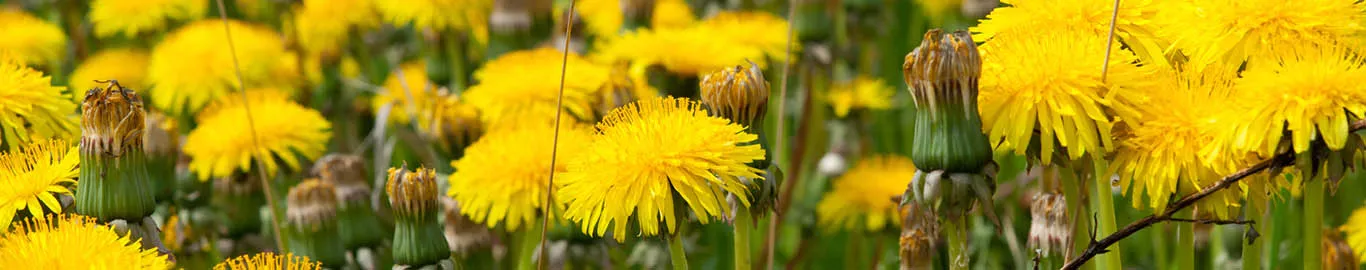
[
  {"left": 540, "top": 1, "right": 576, "bottom": 269},
  {"left": 763, "top": 0, "right": 800, "bottom": 268},
  {"left": 1060, "top": 119, "right": 1366, "bottom": 269},
  {"left": 213, "top": 0, "right": 287, "bottom": 251}
]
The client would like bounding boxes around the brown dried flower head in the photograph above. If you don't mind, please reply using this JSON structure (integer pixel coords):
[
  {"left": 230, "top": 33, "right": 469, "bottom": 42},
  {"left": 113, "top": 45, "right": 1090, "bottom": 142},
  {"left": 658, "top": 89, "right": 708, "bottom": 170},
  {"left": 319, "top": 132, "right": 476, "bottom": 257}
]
[
  {"left": 81, "top": 80, "right": 146, "bottom": 156},
  {"left": 286, "top": 179, "right": 339, "bottom": 231}
]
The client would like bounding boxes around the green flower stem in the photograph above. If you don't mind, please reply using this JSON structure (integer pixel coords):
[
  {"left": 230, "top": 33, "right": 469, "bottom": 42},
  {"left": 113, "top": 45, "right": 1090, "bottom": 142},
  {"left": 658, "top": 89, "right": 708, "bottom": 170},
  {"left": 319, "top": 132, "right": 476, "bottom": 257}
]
[
  {"left": 1059, "top": 169, "right": 1089, "bottom": 269},
  {"left": 1091, "top": 160, "right": 1121, "bottom": 270},
  {"left": 516, "top": 219, "right": 543, "bottom": 270},
  {"left": 1243, "top": 203, "right": 1266, "bottom": 270},
  {"left": 1176, "top": 207, "right": 1195, "bottom": 270},
  {"left": 1152, "top": 222, "right": 1169, "bottom": 268},
  {"left": 393, "top": 217, "right": 449, "bottom": 267},
  {"left": 669, "top": 230, "right": 690, "bottom": 270},
  {"left": 945, "top": 217, "right": 968, "bottom": 270},
  {"left": 77, "top": 150, "right": 157, "bottom": 222},
  {"left": 845, "top": 229, "right": 861, "bottom": 270},
  {"left": 147, "top": 154, "right": 177, "bottom": 204},
  {"left": 734, "top": 207, "right": 753, "bottom": 270},
  {"left": 1304, "top": 179, "right": 1324, "bottom": 270},
  {"left": 446, "top": 32, "right": 468, "bottom": 92}
]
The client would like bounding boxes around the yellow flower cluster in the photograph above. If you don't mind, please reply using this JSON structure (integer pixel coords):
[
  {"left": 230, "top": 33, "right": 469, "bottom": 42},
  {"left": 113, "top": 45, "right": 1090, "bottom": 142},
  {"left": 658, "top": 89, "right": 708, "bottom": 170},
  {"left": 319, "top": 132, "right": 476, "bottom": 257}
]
[{"left": 593, "top": 11, "right": 791, "bottom": 76}]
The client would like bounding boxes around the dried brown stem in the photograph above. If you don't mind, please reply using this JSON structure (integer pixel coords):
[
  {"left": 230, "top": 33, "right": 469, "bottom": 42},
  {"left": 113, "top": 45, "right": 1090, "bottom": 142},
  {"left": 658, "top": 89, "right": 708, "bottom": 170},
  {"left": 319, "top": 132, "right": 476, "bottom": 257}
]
[{"left": 1061, "top": 119, "right": 1366, "bottom": 269}]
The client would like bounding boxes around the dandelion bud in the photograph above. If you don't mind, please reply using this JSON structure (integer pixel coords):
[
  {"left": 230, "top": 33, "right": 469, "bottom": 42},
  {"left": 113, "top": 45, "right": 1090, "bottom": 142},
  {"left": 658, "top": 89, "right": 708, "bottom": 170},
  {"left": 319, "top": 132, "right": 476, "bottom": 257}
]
[
  {"left": 1026, "top": 193, "right": 1070, "bottom": 257},
  {"left": 143, "top": 111, "right": 179, "bottom": 203},
  {"left": 700, "top": 61, "right": 769, "bottom": 130},
  {"left": 77, "top": 81, "right": 157, "bottom": 222},
  {"left": 386, "top": 165, "right": 450, "bottom": 267},
  {"left": 902, "top": 29, "right": 992, "bottom": 173},
  {"left": 313, "top": 154, "right": 386, "bottom": 250},
  {"left": 284, "top": 179, "right": 346, "bottom": 268},
  {"left": 213, "top": 172, "right": 265, "bottom": 238}
]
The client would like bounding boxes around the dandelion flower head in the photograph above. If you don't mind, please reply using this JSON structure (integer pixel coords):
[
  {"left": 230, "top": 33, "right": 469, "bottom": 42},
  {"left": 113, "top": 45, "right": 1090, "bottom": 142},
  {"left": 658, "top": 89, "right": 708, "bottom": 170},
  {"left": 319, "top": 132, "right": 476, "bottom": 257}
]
[
  {"left": 0, "top": 53, "right": 77, "bottom": 147},
  {"left": 68, "top": 49, "right": 150, "bottom": 104},
  {"left": 215, "top": 252, "right": 322, "bottom": 270},
  {"left": 978, "top": 30, "right": 1154, "bottom": 163},
  {"left": 559, "top": 97, "right": 766, "bottom": 242},
  {"left": 1341, "top": 204, "right": 1366, "bottom": 264},
  {"left": 465, "top": 48, "right": 609, "bottom": 122},
  {"left": 575, "top": 0, "right": 695, "bottom": 38},
  {"left": 827, "top": 76, "right": 894, "bottom": 118},
  {"left": 90, "top": 0, "right": 207, "bottom": 38},
  {"left": 0, "top": 9, "right": 66, "bottom": 66},
  {"left": 0, "top": 140, "right": 77, "bottom": 231},
  {"left": 971, "top": 0, "right": 1168, "bottom": 65},
  {"left": 816, "top": 155, "right": 916, "bottom": 232},
  {"left": 185, "top": 90, "right": 332, "bottom": 181},
  {"left": 0, "top": 214, "right": 172, "bottom": 269},
  {"left": 373, "top": 61, "right": 440, "bottom": 124},
  {"left": 1111, "top": 66, "right": 1248, "bottom": 218},
  {"left": 448, "top": 121, "right": 591, "bottom": 230},
  {"left": 148, "top": 20, "right": 299, "bottom": 115},
  {"left": 294, "top": 0, "right": 379, "bottom": 57},
  {"left": 1222, "top": 44, "right": 1366, "bottom": 156},
  {"left": 375, "top": 0, "right": 491, "bottom": 43},
  {"left": 698, "top": 11, "right": 793, "bottom": 62},
  {"left": 1158, "top": 0, "right": 1366, "bottom": 68}
]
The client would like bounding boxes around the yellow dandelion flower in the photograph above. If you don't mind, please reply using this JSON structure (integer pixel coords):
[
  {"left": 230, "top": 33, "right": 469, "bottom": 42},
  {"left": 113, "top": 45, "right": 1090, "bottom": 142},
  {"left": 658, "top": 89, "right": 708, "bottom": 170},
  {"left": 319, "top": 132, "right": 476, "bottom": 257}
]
[
  {"left": 1224, "top": 44, "right": 1366, "bottom": 156},
  {"left": 185, "top": 90, "right": 332, "bottom": 181},
  {"left": 68, "top": 49, "right": 150, "bottom": 104},
  {"left": 465, "top": 48, "right": 608, "bottom": 122},
  {"left": 559, "top": 97, "right": 766, "bottom": 242},
  {"left": 972, "top": 0, "right": 1169, "bottom": 66},
  {"left": 0, "top": 9, "right": 66, "bottom": 66},
  {"left": 0, "top": 140, "right": 77, "bottom": 231},
  {"left": 294, "top": 0, "right": 378, "bottom": 57},
  {"left": 373, "top": 61, "right": 441, "bottom": 124},
  {"left": 698, "top": 11, "right": 792, "bottom": 62},
  {"left": 1158, "top": 0, "right": 1366, "bottom": 68},
  {"left": 594, "top": 26, "right": 766, "bottom": 76},
  {"left": 215, "top": 252, "right": 323, "bottom": 270},
  {"left": 978, "top": 30, "right": 1154, "bottom": 163},
  {"left": 375, "top": 0, "right": 491, "bottom": 44},
  {"left": 0, "top": 53, "right": 77, "bottom": 147},
  {"left": 827, "top": 76, "right": 894, "bottom": 118},
  {"left": 651, "top": 0, "right": 696, "bottom": 29},
  {"left": 0, "top": 214, "right": 172, "bottom": 269},
  {"left": 575, "top": 0, "right": 694, "bottom": 38},
  {"left": 90, "top": 0, "right": 207, "bottom": 38},
  {"left": 448, "top": 121, "right": 591, "bottom": 230},
  {"left": 148, "top": 20, "right": 300, "bottom": 115},
  {"left": 1342, "top": 205, "right": 1366, "bottom": 264},
  {"left": 816, "top": 155, "right": 916, "bottom": 232},
  {"left": 1111, "top": 66, "right": 1247, "bottom": 218}
]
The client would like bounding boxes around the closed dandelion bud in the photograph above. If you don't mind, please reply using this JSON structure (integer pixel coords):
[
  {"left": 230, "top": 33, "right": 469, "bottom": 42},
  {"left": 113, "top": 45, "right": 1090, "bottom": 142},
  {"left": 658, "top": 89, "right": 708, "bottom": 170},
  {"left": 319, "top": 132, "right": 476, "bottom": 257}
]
[
  {"left": 313, "top": 154, "right": 386, "bottom": 250},
  {"left": 701, "top": 62, "right": 776, "bottom": 217},
  {"left": 77, "top": 82, "right": 157, "bottom": 222},
  {"left": 387, "top": 165, "right": 450, "bottom": 267},
  {"left": 143, "top": 111, "right": 178, "bottom": 204},
  {"left": 1026, "top": 193, "right": 1070, "bottom": 257},
  {"left": 214, "top": 172, "right": 265, "bottom": 238},
  {"left": 284, "top": 179, "right": 346, "bottom": 268},
  {"left": 902, "top": 29, "right": 992, "bottom": 173}
]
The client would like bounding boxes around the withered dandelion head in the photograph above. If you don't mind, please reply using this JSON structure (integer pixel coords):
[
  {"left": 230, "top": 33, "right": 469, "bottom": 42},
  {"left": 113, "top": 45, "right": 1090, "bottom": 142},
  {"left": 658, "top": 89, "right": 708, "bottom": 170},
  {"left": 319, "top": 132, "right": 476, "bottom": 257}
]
[
  {"left": 700, "top": 61, "right": 769, "bottom": 128},
  {"left": 0, "top": 214, "right": 172, "bottom": 269},
  {"left": 90, "top": 0, "right": 207, "bottom": 38},
  {"left": 148, "top": 20, "right": 299, "bottom": 115},
  {"left": 827, "top": 76, "right": 894, "bottom": 118},
  {"left": 559, "top": 97, "right": 766, "bottom": 242},
  {"left": 214, "top": 252, "right": 322, "bottom": 270},
  {"left": 81, "top": 81, "right": 146, "bottom": 156},
  {"left": 465, "top": 48, "right": 609, "bottom": 122},
  {"left": 816, "top": 155, "right": 916, "bottom": 232},
  {"left": 448, "top": 121, "right": 591, "bottom": 230},
  {"left": 387, "top": 165, "right": 441, "bottom": 220},
  {"left": 68, "top": 49, "right": 150, "bottom": 105},
  {"left": 185, "top": 90, "right": 332, "bottom": 181},
  {"left": 0, "top": 53, "right": 77, "bottom": 147},
  {"left": 0, "top": 140, "right": 78, "bottom": 231},
  {"left": 313, "top": 154, "right": 370, "bottom": 203},
  {"left": 0, "top": 9, "right": 66, "bottom": 66},
  {"left": 287, "top": 179, "right": 340, "bottom": 231}
]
